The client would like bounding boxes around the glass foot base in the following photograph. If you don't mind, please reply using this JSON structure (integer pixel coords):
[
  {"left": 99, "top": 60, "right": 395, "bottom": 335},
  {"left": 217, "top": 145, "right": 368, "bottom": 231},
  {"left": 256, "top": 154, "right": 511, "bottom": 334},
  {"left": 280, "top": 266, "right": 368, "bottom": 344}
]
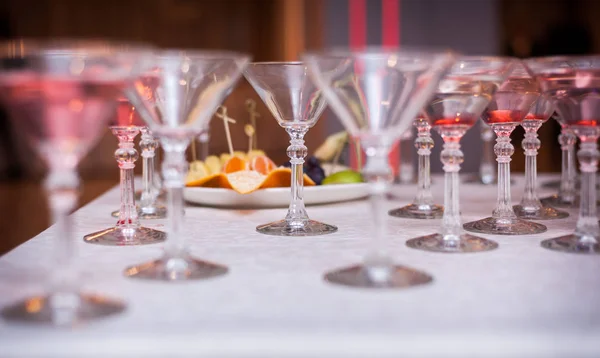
[
  {"left": 323, "top": 264, "right": 433, "bottom": 288},
  {"left": 463, "top": 217, "right": 547, "bottom": 235},
  {"left": 257, "top": 219, "right": 338, "bottom": 237},
  {"left": 540, "top": 194, "right": 579, "bottom": 208},
  {"left": 541, "top": 235, "right": 600, "bottom": 254},
  {"left": 1, "top": 293, "right": 125, "bottom": 325},
  {"left": 388, "top": 204, "right": 443, "bottom": 219},
  {"left": 406, "top": 233, "right": 498, "bottom": 253},
  {"left": 138, "top": 206, "right": 167, "bottom": 219},
  {"left": 111, "top": 206, "right": 177, "bottom": 218},
  {"left": 124, "top": 256, "right": 228, "bottom": 281},
  {"left": 83, "top": 227, "right": 166, "bottom": 246},
  {"left": 513, "top": 205, "right": 569, "bottom": 220}
]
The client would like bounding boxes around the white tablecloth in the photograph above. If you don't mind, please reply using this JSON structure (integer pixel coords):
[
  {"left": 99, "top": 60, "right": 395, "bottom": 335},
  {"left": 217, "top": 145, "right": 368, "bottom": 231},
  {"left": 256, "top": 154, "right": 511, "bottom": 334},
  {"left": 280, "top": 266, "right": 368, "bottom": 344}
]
[{"left": 0, "top": 174, "right": 598, "bottom": 358}]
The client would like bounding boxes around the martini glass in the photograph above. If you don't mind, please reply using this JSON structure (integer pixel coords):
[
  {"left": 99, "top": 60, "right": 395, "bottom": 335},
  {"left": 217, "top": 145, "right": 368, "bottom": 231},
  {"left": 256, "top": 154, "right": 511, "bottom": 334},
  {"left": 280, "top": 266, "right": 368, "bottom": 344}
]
[
  {"left": 398, "top": 126, "right": 415, "bottom": 184},
  {"left": 406, "top": 57, "right": 514, "bottom": 253},
  {"left": 244, "top": 62, "right": 337, "bottom": 236},
  {"left": 463, "top": 62, "right": 547, "bottom": 235},
  {"left": 84, "top": 99, "right": 166, "bottom": 245},
  {"left": 539, "top": 116, "right": 579, "bottom": 208},
  {"left": 124, "top": 50, "right": 249, "bottom": 280},
  {"left": 0, "top": 40, "right": 151, "bottom": 324},
  {"left": 389, "top": 115, "right": 443, "bottom": 219},
  {"left": 513, "top": 94, "right": 569, "bottom": 220},
  {"left": 304, "top": 48, "right": 455, "bottom": 288},
  {"left": 526, "top": 56, "right": 600, "bottom": 253}
]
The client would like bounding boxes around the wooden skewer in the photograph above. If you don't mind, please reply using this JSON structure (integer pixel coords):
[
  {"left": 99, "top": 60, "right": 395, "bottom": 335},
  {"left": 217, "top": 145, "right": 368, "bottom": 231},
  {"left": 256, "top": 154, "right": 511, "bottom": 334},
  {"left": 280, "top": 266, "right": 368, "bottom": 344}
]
[
  {"left": 191, "top": 138, "right": 197, "bottom": 162},
  {"left": 215, "top": 105, "right": 236, "bottom": 156}
]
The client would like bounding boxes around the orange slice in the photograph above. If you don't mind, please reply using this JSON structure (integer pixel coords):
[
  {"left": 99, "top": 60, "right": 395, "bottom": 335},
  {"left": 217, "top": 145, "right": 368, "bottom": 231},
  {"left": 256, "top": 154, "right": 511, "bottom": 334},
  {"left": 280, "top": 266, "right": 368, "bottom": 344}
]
[
  {"left": 250, "top": 155, "right": 277, "bottom": 175},
  {"left": 223, "top": 156, "right": 248, "bottom": 174},
  {"left": 186, "top": 167, "right": 315, "bottom": 193}
]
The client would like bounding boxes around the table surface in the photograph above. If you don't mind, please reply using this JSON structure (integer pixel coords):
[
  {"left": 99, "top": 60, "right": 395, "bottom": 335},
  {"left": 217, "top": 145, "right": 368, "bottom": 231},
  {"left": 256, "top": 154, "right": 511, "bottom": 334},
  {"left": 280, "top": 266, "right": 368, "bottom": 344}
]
[{"left": 0, "top": 174, "right": 598, "bottom": 358}]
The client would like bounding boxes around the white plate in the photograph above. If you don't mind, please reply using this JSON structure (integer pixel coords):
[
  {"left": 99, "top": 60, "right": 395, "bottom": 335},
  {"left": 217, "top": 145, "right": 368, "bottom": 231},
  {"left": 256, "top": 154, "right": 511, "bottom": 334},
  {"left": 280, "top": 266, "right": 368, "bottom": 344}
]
[{"left": 184, "top": 183, "right": 369, "bottom": 208}]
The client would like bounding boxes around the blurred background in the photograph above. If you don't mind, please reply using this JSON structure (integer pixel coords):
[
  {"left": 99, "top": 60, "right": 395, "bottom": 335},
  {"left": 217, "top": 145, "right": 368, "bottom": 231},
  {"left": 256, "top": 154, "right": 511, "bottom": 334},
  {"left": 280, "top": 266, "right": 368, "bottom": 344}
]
[{"left": 0, "top": 0, "right": 597, "bottom": 254}]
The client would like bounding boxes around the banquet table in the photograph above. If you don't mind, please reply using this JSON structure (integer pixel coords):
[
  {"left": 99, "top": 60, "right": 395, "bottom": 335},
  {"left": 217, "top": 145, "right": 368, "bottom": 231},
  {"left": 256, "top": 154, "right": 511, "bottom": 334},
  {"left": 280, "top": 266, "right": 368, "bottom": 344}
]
[{"left": 0, "top": 174, "right": 598, "bottom": 358}]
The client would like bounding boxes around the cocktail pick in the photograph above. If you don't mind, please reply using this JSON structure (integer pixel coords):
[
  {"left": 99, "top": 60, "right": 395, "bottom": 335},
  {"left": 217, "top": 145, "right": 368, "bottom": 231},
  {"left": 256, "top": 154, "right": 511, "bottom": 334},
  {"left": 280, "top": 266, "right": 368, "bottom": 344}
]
[
  {"left": 216, "top": 105, "right": 236, "bottom": 155},
  {"left": 244, "top": 124, "right": 255, "bottom": 153}
]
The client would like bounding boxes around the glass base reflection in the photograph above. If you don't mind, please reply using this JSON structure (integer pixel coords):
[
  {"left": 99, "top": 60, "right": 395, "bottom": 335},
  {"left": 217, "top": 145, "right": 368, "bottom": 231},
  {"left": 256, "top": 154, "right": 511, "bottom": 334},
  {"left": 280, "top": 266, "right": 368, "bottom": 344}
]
[
  {"left": 257, "top": 219, "right": 337, "bottom": 237},
  {"left": 406, "top": 233, "right": 498, "bottom": 253},
  {"left": 463, "top": 217, "right": 547, "bottom": 235},
  {"left": 111, "top": 206, "right": 167, "bottom": 219},
  {"left": 1, "top": 293, "right": 125, "bottom": 325},
  {"left": 539, "top": 194, "right": 579, "bottom": 208},
  {"left": 388, "top": 204, "right": 443, "bottom": 219},
  {"left": 513, "top": 204, "right": 569, "bottom": 220},
  {"left": 124, "top": 256, "right": 228, "bottom": 281},
  {"left": 83, "top": 227, "right": 166, "bottom": 246},
  {"left": 324, "top": 264, "right": 433, "bottom": 289},
  {"left": 541, "top": 235, "right": 600, "bottom": 254}
]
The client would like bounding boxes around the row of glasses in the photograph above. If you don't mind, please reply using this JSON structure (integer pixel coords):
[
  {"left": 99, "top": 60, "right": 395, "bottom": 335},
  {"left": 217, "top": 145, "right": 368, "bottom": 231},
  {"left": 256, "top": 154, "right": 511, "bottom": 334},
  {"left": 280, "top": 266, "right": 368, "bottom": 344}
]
[
  {"left": 84, "top": 98, "right": 166, "bottom": 246},
  {"left": 406, "top": 56, "right": 514, "bottom": 253},
  {"left": 1, "top": 40, "right": 597, "bottom": 326}
]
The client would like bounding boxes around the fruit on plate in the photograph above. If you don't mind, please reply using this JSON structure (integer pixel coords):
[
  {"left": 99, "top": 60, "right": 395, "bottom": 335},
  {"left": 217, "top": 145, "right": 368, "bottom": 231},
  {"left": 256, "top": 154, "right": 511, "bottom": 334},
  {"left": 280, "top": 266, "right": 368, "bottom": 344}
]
[
  {"left": 187, "top": 168, "right": 316, "bottom": 194},
  {"left": 304, "top": 156, "right": 326, "bottom": 185},
  {"left": 314, "top": 131, "right": 348, "bottom": 162},
  {"left": 223, "top": 156, "right": 249, "bottom": 174},
  {"left": 321, "top": 169, "right": 363, "bottom": 185}
]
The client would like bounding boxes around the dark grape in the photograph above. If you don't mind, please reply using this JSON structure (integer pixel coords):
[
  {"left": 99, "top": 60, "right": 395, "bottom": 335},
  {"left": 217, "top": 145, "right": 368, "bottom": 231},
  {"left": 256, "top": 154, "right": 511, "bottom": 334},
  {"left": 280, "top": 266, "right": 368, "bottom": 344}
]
[
  {"left": 305, "top": 166, "right": 325, "bottom": 185},
  {"left": 306, "top": 156, "right": 320, "bottom": 168},
  {"left": 282, "top": 161, "right": 292, "bottom": 168}
]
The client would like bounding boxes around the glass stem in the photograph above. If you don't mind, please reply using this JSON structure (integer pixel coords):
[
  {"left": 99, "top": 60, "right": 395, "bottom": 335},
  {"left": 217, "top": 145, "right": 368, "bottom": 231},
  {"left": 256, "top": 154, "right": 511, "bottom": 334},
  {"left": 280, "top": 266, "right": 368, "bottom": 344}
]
[
  {"left": 558, "top": 127, "right": 577, "bottom": 203},
  {"left": 519, "top": 121, "right": 543, "bottom": 211},
  {"left": 491, "top": 123, "right": 517, "bottom": 222},
  {"left": 480, "top": 121, "right": 495, "bottom": 184},
  {"left": 161, "top": 138, "right": 190, "bottom": 258},
  {"left": 438, "top": 126, "right": 466, "bottom": 241},
  {"left": 114, "top": 130, "right": 140, "bottom": 237},
  {"left": 399, "top": 129, "right": 414, "bottom": 184},
  {"left": 46, "top": 168, "right": 81, "bottom": 315},
  {"left": 362, "top": 141, "right": 393, "bottom": 278},
  {"left": 413, "top": 119, "right": 434, "bottom": 207},
  {"left": 285, "top": 128, "right": 309, "bottom": 226},
  {"left": 574, "top": 130, "right": 600, "bottom": 244},
  {"left": 140, "top": 127, "right": 158, "bottom": 212}
]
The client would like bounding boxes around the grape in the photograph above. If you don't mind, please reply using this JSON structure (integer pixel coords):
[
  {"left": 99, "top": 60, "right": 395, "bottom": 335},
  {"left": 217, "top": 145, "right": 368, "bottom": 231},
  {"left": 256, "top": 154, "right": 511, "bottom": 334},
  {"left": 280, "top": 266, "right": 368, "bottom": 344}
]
[
  {"left": 282, "top": 161, "right": 292, "bottom": 168},
  {"left": 305, "top": 166, "right": 325, "bottom": 185},
  {"left": 306, "top": 156, "right": 320, "bottom": 168}
]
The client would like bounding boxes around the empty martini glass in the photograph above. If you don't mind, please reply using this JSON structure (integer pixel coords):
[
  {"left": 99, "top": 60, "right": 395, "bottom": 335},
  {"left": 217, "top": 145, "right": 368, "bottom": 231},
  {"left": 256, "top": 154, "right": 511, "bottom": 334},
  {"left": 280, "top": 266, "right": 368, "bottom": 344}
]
[
  {"left": 0, "top": 40, "right": 151, "bottom": 324},
  {"left": 526, "top": 55, "right": 600, "bottom": 253},
  {"left": 84, "top": 98, "right": 166, "bottom": 245},
  {"left": 513, "top": 94, "right": 569, "bottom": 220},
  {"left": 389, "top": 114, "right": 443, "bottom": 219},
  {"left": 244, "top": 62, "right": 337, "bottom": 236},
  {"left": 406, "top": 56, "right": 515, "bottom": 253},
  {"left": 124, "top": 50, "right": 250, "bottom": 280},
  {"left": 463, "top": 62, "right": 547, "bottom": 235},
  {"left": 305, "top": 48, "right": 455, "bottom": 288}
]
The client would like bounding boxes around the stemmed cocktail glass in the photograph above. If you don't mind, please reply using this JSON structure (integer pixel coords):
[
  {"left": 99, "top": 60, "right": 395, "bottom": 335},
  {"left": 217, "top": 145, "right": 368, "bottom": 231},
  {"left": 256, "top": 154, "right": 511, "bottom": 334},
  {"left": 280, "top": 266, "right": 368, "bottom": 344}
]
[
  {"left": 0, "top": 40, "right": 151, "bottom": 324},
  {"left": 305, "top": 48, "right": 455, "bottom": 288},
  {"left": 463, "top": 62, "right": 547, "bottom": 235},
  {"left": 84, "top": 98, "right": 166, "bottom": 245},
  {"left": 124, "top": 50, "right": 250, "bottom": 280},
  {"left": 244, "top": 62, "right": 337, "bottom": 236},
  {"left": 406, "top": 57, "right": 514, "bottom": 253},
  {"left": 513, "top": 94, "right": 569, "bottom": 220},
  {"left": 389, "top": 115, "right": 443, "bottom": 219},
  {"left": 526, "top": 56, "right": 600, "bottom": 253},
  {"left": 539, "top": 116, "right": 579, "bottom": 208}
]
